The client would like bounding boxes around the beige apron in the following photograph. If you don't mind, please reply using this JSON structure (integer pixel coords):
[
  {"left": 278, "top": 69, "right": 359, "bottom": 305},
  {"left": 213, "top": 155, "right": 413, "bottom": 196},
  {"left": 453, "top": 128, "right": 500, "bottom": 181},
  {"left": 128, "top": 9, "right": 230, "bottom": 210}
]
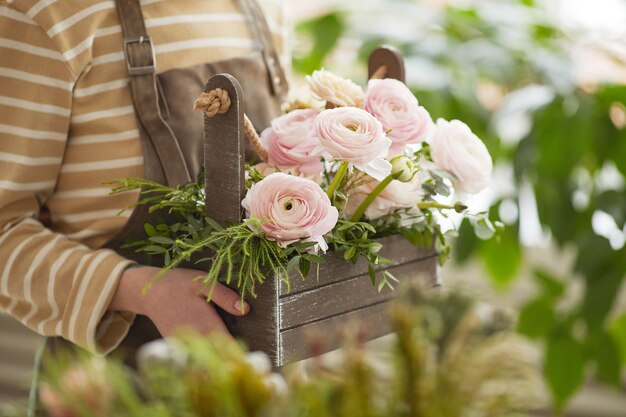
[{"left": 29, "top": 0, "right": 287, "bottom": 413}]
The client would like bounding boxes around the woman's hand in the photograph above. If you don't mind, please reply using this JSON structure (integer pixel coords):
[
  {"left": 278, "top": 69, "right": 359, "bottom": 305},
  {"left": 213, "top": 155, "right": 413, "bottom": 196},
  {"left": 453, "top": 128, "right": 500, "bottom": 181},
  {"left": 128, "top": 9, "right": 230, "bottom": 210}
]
[{"left": 109, "top": 266, "right": 249, "bottom": 337}]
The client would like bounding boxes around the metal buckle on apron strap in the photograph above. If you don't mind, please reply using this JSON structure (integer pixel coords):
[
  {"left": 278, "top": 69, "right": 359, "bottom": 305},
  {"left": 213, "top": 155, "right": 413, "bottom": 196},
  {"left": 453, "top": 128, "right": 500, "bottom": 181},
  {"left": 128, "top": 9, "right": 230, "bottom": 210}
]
[{"left": 123, "top": 35, "right": 156, "bottom": 76}]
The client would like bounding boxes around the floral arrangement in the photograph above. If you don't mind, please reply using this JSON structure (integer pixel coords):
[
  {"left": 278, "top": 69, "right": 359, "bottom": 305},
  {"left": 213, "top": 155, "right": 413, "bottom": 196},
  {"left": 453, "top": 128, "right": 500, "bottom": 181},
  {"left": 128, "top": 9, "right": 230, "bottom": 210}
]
[
  {"left": 110, "top": 70, "right": 496, "bottom": 300},
  {"left": 30, "top": 287, "right": 540, "bottom": 417}
]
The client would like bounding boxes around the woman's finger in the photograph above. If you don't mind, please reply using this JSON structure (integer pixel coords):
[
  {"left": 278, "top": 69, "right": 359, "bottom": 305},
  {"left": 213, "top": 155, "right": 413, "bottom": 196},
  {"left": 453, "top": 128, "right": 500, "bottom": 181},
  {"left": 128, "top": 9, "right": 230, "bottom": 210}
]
[{"left": 199, "top": 281, "right": 250, "bottom": 317}]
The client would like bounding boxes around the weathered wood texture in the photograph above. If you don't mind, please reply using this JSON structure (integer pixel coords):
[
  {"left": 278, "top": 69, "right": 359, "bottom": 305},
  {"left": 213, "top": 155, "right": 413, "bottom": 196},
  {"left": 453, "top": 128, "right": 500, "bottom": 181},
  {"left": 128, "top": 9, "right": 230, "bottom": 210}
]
[
  {"left": 203, "top": 46, "right": 439, "bottom": 367},
  {"left": 221, "top": 235, "right": 438, "bottom": 366},
  {"left": 203, "top": 73, "right": 246, "bottom": 225}
]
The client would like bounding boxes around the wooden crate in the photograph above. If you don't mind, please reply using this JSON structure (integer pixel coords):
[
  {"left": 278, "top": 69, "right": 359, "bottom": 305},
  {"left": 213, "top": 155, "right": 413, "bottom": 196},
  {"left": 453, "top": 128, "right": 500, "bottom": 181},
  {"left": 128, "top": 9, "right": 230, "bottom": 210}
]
[{"left": 203, "top": 47, "right": 439, "bottom": 367}]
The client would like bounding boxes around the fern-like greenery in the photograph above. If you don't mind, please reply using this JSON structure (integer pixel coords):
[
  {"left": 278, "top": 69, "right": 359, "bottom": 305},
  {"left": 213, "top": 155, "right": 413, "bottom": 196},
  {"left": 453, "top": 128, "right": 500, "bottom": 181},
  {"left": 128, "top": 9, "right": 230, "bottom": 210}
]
[{"left": 106, "top": 173, "right": 324, "bottom": 302}]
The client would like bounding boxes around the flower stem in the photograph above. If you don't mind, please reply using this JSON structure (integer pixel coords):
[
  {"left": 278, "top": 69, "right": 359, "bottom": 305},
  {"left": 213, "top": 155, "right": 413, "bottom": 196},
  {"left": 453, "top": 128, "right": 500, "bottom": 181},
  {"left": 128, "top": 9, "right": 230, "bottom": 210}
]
[
  {"left": 350, "top": 175, "right": 394, "bottom": 222},
  {"left": 416, "top": 201, "right": 455, "bottom": 210},
  {"left": 326, "top": 161, "right": 350, "bottom": 200}
]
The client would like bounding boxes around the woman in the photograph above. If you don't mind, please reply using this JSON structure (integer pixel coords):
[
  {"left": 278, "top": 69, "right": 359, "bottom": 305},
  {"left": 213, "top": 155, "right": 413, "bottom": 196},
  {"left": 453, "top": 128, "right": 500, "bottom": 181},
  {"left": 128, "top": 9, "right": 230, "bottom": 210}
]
[{"left": 0, "top": 0, "right": 288, "bottom": 357}]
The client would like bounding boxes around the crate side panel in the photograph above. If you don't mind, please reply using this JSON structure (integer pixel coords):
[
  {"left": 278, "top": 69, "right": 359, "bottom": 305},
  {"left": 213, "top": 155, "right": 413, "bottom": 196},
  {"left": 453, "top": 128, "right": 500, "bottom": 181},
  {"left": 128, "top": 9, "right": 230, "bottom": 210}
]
[
  {"left": 278, "top": 301, "right": 392, "bottom": 365},
  {"left": 279, "top": 256, "right": 437, "bottom": 329},
  {"left": 281, "top": 235, "right": 435, "bottom": 296}
]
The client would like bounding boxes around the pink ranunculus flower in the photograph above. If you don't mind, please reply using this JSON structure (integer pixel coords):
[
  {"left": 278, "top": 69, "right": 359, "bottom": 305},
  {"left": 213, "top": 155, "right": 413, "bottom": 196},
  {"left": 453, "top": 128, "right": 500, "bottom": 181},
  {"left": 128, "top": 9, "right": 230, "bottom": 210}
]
[
  {"left": 345, "top": 174, "right": 423, "bottom": 220},
  {"left": 315, "top": 107, "right": 392, "bottom": 181},
  {"left": 251, "top": 162, "right": 323, "bottom": 184},
  {"left": 364, "top": 78, "right": 433, "bottom": 156},
  {"left": 241, "top": 172, "right": 339, "bottom": 252},
  {"left": 260, "top": 109, "right": 326, "bottom": 176},
  {"left": 429, "top": 119, "right": 493, "bottom": 194}
]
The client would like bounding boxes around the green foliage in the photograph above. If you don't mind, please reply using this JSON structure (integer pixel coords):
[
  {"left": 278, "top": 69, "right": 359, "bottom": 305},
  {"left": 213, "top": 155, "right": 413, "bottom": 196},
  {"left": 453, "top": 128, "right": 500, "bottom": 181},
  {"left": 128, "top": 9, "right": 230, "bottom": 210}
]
[
  {"left": 293, "top": 12, "right": 345, "bottom": 74},
  {"left": 108, "top": 177, "right": 324, "bottom": 301},
  {"left": 543, "top": 325, "right": 586, "bottom": 412},
  {"left": 33, "top": 287, "right": 540, "bottom": 417},
  {"left": 291, "top": 0, "right": 626, "bottom": 410}
]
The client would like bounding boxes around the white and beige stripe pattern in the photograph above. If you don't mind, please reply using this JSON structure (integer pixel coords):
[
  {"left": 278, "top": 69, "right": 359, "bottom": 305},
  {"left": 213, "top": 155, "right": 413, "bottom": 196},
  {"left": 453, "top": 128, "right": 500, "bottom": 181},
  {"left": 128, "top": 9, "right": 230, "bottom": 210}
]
[{"left": 0, "top": 0, "right": 289, "bottom": 354}]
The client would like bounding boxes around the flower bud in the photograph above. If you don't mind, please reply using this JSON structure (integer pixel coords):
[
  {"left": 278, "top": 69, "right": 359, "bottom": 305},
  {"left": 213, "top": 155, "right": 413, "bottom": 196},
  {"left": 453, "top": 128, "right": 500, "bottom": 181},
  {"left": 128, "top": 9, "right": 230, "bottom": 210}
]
[{"left": 390, "top": 155, "right": 417, "bottom": 182}]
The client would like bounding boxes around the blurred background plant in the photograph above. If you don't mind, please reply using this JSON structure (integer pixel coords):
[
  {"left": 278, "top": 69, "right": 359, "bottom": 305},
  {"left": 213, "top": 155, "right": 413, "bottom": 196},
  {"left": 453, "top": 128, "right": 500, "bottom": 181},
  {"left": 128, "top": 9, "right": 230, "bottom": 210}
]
[
  {"left": 289, "top": 0, "right": 626, "bottom": 413},
  {"left": 4, "top": 286, "right": 540, "bottom": 417}
]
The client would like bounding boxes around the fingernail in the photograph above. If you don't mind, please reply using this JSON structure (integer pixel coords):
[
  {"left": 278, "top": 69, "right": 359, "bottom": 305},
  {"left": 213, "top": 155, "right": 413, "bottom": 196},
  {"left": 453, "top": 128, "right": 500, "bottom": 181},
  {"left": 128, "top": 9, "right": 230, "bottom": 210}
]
[{"left": 234, "top": 300, "right": 249, "bottom": 314}]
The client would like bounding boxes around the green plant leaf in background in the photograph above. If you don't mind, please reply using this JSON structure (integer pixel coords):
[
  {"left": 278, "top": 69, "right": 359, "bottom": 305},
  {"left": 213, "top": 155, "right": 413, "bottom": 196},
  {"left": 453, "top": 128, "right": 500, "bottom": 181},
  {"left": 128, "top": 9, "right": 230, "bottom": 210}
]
[
  {"left": 293, "top": 13, "right": 345, "bottom": 75},
  {"left": 544, "top": 325, "right": 586, "bottom": 413},
  {"left": 591, "top": 330, "right": 622, "bottom": 387},
  {"left": 517, "top": 298, "right": 554, "bottom": 340},
  {"left": 610, "top": 313, "right": 626, "bottom": 364},
  {"left": 478, "top": 227, "right": 521, "bottom": 288}
]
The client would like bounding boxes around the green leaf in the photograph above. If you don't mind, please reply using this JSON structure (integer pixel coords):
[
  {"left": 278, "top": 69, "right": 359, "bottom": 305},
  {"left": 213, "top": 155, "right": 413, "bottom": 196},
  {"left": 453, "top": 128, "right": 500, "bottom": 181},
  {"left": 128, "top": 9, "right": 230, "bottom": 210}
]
[
  {"left": 293, "top": 13, "right": 345, "bottom": 74},
  {"left": 344, "top": 246, "right": 357, "bottom": 260},
  {"left": 149, "top": 236, "right": 174, "bottom": 245},
  {"left": 544, "top": 327, "right": 586, "bottom": 412},
  {"left": 338, "top": 222, "right": 355, "bottom": 231},
  {"left": 453, "top": 218, "right": 478, "bottom": 263},
  {"left": 517, "top": 298, "right": 554, "bottom": 339},
  {"left": 144, "top": 223, "right": 157, "bottom": 237},
  {"left": 142, "top": 245, "right": 167, "bottom": 254},
  {"left": 478, "top": 229, "right": 521, "bottom": 288},
  {"left": 301, "top": 254, "right": 325, "bottom": 264},
  {"left": 205, "top": 217, "right": 224, "bottom": 231},
  {"left": 610, "top": 313, "right": 626, "bottom": 364},
  {"left": 299, "top": 258, "right": 311, "bottom": 278},
  {"left": 286, "top": 255, "right": 301, "bottom": 274},
  {"left": 368, "top": 263, "right": 376, "bottom": 286},
  {"left": 591, "top": 330, "right": 621, "bottom": 386},
  {"left": 534, "top": 269, "right": 565, "bottom": 301},
  {"left": 366, "top": 242, "right": 383, "bottom": 253}
]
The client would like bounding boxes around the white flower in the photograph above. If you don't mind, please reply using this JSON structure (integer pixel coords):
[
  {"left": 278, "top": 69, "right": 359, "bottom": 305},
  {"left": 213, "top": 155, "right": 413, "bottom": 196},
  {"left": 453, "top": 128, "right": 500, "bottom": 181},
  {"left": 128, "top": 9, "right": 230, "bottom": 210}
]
[
  {"left": 136, "top": 338, "right": 188, "bottom": 370},
  {"left": 429, "top": 119, "right": 493, "bottom": 194},
  {"left": 281, "top": 83, "right": 325, "bottom": 112},
  {"left": 245, "top": 351, "right": 272, "bottom": 375},
  {"left": 266, "top": 373, "right": 288, "bottom": 396},
  {"left": 306, "top": 70, "right": 365, "bottom": 108}
]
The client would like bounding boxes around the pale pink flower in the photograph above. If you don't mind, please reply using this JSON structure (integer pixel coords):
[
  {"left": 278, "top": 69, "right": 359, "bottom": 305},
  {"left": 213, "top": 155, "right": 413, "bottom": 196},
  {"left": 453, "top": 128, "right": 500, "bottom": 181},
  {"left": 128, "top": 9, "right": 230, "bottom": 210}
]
[
  {"left": 345, "top": 175, "right": 423, "bottom": 220},
  {"left": 261, "top": 109, "right": 325, "bottom": 176},
  {"left": 306, "top": 70, "right": 365, "bottom": 108},
  {"left": 241, "top": 173, "right": 339, "bottom": 251},
  {"left": 364, "top": 78, "right": 432, "bottom": 156},
  {"left": 429, "top": 119, "right": 493, "bottom": 193},
  {"left": 315, "top": 107, "right": 392, "bottom": 181},
  {"left": 251, "top": 162, "right": 322, "bottom": 184}
]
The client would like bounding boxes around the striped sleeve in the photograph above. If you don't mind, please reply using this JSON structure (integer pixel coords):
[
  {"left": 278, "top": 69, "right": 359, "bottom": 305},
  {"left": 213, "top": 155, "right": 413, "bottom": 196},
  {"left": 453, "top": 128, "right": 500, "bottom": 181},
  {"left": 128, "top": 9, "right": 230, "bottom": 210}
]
[{"left": 0, "top": 6, "right": 135, "bottom": 355}]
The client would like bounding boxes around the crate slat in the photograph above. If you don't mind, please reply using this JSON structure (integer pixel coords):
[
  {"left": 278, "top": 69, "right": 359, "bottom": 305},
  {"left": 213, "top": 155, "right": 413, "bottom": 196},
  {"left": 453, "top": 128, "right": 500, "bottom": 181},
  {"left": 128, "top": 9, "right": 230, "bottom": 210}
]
[
  {"left": 280, "top": 301, "right": 393, "bottom": 364},
  {"left": 280, "top": 236, "right": 436, "bottom": 295},
  {"left": 279, "top": 256, "right": 437, "bottom": 329}
]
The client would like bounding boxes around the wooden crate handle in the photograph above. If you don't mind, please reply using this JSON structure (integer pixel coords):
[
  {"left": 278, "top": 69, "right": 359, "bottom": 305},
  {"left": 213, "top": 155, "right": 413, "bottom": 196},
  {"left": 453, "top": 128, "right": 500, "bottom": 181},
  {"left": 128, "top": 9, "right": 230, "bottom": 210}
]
[
  {"left": 368, "top": 45, "right": 405, "bottom": 82},
  {"left": 203, "top": 74, "right": 246, "bottom": 226}
]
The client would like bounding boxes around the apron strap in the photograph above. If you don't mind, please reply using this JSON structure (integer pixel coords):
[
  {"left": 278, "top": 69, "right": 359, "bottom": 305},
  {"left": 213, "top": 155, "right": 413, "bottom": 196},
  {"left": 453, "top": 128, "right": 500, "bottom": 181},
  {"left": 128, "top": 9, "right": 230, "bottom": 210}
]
[
  {"left": 239, "top": 0, "right": 288, "bottom": 96},
  {"left": 114, "top": 0, "right": 192, "bottom": 187}
]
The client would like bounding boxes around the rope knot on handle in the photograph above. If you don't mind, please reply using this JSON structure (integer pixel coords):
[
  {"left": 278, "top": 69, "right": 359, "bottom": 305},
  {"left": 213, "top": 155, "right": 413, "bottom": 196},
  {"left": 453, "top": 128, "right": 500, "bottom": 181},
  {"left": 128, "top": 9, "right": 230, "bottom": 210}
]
[
  {"left": 195, "top": 89, "right": 269, "bottom": 162},
  {"left": 194, "top": 88, "right": 231, "bottom": 117}
]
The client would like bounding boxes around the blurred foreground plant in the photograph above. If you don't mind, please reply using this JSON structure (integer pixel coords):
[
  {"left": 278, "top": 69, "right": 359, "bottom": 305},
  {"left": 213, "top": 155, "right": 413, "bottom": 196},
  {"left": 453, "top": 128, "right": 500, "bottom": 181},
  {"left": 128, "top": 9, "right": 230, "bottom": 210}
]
[{"left": 30, "top": 286, "right": 540, "bottom": 417}]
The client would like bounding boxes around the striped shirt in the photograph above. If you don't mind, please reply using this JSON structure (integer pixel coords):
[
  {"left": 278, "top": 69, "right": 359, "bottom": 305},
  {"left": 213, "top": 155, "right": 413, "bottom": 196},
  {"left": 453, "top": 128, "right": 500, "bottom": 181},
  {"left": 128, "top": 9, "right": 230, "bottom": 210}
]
[{"left": 0, "top": 0, "right": 289, "bottom": 354}]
